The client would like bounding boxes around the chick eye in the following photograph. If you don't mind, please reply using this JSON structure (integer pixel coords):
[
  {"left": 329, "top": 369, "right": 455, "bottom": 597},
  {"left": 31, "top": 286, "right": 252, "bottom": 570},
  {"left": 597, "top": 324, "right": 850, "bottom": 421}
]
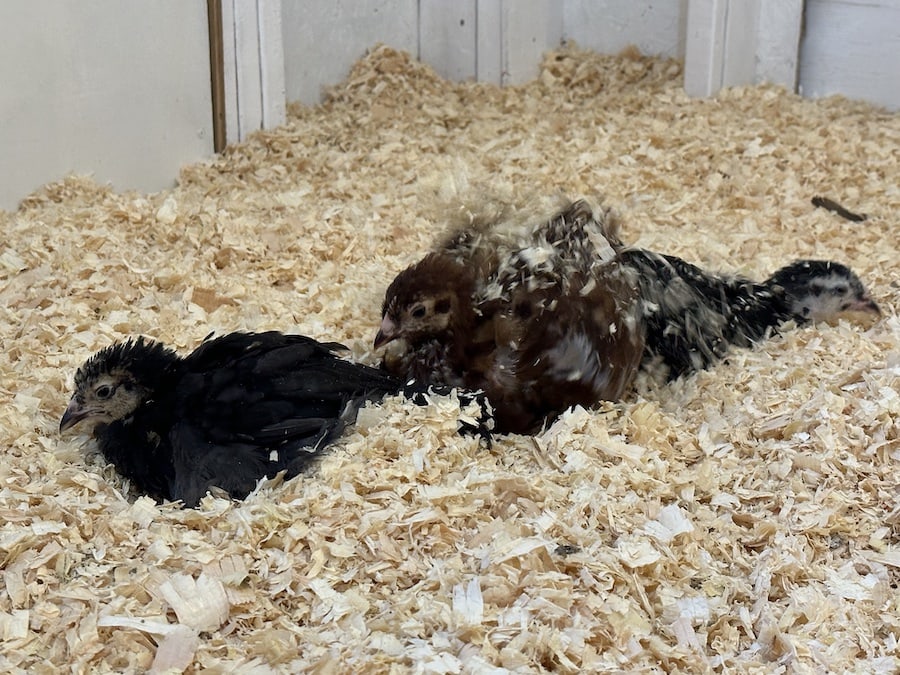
[
  {"left": 830, "top": 285, "right": 848, "bottom": 297},
  {"left": 411, "top": 305, "right": 427, "bottom": 319},
  {"left": 95, "top": 385, "right": 113, "bottom": 399}
]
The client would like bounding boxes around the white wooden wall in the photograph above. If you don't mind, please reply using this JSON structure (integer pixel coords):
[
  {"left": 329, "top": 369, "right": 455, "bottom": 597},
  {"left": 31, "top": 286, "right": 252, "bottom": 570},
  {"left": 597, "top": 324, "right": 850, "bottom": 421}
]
[
  {"left": 564, "top": 0, "right": 687, "bottom": 58},
  {"left": 683, "top": 0, "right": 804, "bottom": 97},
  {"left": 282, "top": 1, "right": 418, "bottom": 106},
  {"left": 2, "top": 1, "right": 897, "bottom": 210},
  {"left": 799, "top": 0, "right": 900, "bottom": 107},
  {"left": 0, "top": 1, "right": 213, "bottom": 210},
  {"left": 280, "top": 0, "right": 900, "bottom": 112},
  {"left": 280, "top": 0, "right": 565, "bottom": 105}
]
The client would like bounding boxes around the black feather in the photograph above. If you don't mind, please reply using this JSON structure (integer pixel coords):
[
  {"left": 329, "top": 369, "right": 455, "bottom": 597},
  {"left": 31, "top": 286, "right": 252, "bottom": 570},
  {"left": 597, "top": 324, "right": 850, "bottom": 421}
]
[
  {"left": 62, "top": 331, "right": 484, "bottom": 507},
  {"left": 619, "top": 251, "right": 878, "bottom": 378}
]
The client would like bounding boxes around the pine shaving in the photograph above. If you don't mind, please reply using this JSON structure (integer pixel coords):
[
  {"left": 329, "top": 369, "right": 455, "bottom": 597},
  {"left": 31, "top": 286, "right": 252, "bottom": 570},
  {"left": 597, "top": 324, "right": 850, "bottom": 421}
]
[{"left": 0, "top": 43, "right": 897, "bottom": 671}]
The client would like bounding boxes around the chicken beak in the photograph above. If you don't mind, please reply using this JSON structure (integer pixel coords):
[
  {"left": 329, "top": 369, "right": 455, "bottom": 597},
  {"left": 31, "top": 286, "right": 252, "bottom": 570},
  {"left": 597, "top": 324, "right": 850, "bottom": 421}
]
[
  {"left": 374, "top": 316, "right": 398, "bottom": 349},
  {"left": 838, "top": 295, "right": 882, "bottom": 326},
  {"left": 59, "top": 399, "right": 88, "bottom": 433},
  {"left": 858, "top": 297, "right": 882, "bottom": 316}
]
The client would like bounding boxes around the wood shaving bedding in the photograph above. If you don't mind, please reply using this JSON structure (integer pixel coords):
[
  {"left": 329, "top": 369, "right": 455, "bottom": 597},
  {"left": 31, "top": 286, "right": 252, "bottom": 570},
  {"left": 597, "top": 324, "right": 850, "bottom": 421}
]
[{"left": 0, "top": 43, "right": 897, "bottom": 672}]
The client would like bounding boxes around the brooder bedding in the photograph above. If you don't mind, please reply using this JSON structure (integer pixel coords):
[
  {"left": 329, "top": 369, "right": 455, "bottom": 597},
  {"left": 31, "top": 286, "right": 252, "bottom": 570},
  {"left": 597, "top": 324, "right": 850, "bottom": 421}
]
[{"left": 1, "top": 44, "right": 898, "bottom": 672}]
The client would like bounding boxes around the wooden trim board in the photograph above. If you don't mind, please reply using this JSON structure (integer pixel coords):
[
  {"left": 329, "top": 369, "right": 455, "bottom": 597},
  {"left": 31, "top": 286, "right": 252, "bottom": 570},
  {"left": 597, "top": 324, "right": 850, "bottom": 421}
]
[
  {"left": 219, "top": 0, "right": 286, "bottom": 144},
  {"left": 684, "top": 0, "right": 802, "bottom": 97}
]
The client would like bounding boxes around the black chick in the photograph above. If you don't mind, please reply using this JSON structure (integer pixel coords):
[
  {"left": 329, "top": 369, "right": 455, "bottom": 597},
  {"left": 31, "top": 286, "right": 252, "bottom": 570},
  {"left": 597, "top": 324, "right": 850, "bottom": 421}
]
[
  {"left": 376, "top": 199, "right": 645, "bottom": 434},
  {"left": 619, "top": 250, "right": 881, "bottom": 378},
  {"left": 60, "top": 331, "right": 459, "bottom": 507}
]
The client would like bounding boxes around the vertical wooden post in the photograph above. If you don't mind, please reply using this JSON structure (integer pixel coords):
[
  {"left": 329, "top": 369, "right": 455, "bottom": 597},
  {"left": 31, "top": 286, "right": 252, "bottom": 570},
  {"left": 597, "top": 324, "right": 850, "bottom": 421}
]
[
  {"left": 207, "top": 0, "right": 226, "bottom": 152},
  {"left": 684, "top": 0, "right": 728, "bottom": 97},
  {"left": 218, "top": 0, "right": 286, "bottom": 145}
]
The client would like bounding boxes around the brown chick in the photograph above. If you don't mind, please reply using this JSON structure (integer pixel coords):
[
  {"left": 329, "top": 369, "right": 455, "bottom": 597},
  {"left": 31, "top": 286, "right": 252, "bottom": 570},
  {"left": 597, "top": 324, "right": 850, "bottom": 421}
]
[{"left": 376, "top": 199, "right": 645, "bottom": 434}]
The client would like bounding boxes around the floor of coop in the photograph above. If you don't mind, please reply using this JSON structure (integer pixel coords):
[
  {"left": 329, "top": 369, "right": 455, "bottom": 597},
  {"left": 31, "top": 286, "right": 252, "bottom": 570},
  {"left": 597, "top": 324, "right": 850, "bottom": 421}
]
[{"left": 1, "top": 44, "right": 898, "bottom": 672}]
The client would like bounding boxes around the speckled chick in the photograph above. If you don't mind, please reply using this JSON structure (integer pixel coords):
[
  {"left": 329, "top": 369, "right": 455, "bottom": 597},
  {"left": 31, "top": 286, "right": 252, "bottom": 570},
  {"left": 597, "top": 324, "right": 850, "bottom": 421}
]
[{"left": 376, "top": 199, "right": 645, "bottom": 433}]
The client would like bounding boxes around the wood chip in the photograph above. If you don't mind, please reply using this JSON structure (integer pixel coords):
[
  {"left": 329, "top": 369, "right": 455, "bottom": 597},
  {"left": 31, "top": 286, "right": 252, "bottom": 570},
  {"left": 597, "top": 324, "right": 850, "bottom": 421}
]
[{"left": 2, "top": 43, "right": 898, "bottom": 671}]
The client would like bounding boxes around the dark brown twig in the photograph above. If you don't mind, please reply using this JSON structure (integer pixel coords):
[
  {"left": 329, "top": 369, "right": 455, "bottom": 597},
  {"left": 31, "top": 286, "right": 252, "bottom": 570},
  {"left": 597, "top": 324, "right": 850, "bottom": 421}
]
[{"left": 812, "top": 196, "right": 867, "bottom": 222}]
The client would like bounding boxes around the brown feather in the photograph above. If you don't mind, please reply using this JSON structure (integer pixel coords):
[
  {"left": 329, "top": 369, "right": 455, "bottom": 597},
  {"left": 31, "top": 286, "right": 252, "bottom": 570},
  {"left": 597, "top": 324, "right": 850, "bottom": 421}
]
[{"left": 377, "top": 198, "right": 644, "bottom": 434}]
